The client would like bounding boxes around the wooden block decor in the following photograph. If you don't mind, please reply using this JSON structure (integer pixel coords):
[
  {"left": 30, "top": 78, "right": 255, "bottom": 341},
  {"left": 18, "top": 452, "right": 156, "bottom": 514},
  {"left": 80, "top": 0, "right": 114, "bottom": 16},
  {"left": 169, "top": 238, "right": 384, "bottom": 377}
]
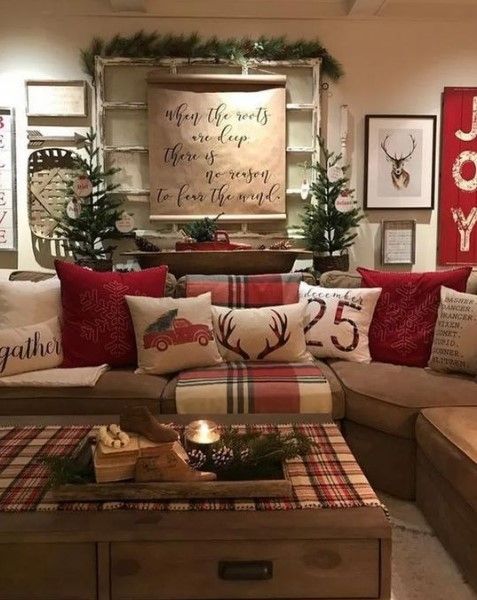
[
  {"left": 28, "top": 148, "right": 77, "bottom": 239},
  {"left": 0, "top": 108, "right": 17, "bottom": 251}
]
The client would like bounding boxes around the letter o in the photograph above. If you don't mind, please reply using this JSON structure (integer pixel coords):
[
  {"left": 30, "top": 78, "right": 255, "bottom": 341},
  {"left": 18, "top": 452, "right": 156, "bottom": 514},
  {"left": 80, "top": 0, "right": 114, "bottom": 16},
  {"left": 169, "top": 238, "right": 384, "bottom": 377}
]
[{"left": 452, "top": 150, "right": 477, "bottom": 192}]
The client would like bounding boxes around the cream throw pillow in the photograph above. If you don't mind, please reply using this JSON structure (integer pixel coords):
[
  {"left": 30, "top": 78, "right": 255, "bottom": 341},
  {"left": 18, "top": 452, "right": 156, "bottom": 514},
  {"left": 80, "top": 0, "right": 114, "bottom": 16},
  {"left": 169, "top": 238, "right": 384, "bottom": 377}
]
[
  {"left": 300, "top": 282, "right": 382, "bottom": 363},
  {"left": 212, "top": 302, "right": 310, "bottom": 362},
  {"left": 126, "top": 292, "right": 223, "bottom": 375},
  {"left": 0, "top": 278, "right": 61, "bottom": 328},
  {"left": 0, "top": 317, "right": 63, "bottom": 377},
  {"left": 428, "top": 286, "right": 477, "bottom": 375}
]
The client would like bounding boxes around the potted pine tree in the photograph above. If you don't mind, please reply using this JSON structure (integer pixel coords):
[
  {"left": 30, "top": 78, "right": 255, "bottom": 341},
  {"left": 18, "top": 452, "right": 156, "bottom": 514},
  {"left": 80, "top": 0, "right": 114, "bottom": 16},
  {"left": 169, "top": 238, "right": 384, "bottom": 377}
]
[
  {"left": 176, "top": 214, "right": 251, "bottom": 251},
  {"left": 56, "top": 130, "right": 122, "bottom": 271},
  {"left": 300, "top": 137, "right": 363, "bottom": 274}
]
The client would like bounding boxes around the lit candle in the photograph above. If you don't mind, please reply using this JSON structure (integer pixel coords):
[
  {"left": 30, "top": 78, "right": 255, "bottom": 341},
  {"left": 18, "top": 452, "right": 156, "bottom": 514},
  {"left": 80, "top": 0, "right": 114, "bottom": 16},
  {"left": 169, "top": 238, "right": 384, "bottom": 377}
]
[{"left": 185, "top": 419, "right": 220, "bottom": 448}]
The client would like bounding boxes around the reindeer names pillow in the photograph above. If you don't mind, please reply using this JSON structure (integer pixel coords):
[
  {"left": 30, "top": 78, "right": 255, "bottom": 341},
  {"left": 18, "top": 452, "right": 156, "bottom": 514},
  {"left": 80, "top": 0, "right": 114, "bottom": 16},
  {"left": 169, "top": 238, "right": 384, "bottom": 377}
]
[
  {"left": 0, "top": 317, "right": 63, "bottom": 377},
  {"left": 299, "top": 282, "right": 382, "bottom": 363},
  {"left": 126, "top": 292, "right": 223, "bottom": 376},
  {"left": 212, "top": 302, "right": 311, "bottom": 362}
]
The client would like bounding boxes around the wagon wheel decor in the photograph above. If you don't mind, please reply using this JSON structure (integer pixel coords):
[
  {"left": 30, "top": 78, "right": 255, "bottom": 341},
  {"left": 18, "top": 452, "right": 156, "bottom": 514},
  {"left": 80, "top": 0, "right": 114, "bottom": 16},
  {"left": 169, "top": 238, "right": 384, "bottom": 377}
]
[{"left": 28, "top": 148, "right": 78, "bottom": 239}]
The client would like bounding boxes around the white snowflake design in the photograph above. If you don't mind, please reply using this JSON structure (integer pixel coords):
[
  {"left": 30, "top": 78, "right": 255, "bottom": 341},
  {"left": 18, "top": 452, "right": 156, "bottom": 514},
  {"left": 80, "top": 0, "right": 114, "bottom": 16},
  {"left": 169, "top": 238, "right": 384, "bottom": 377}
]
[
  {"left": 371, "top": 282, "right": 437, "bottom": 356},
  {"left": 79, "top": 280, "right": 137, "bottom": 359}
]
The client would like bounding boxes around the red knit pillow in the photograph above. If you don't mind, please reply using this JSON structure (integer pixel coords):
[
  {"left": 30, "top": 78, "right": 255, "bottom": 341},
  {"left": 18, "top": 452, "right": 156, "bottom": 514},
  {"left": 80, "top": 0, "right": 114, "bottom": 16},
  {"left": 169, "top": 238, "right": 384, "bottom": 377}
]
[
  {"left": 358, "top": 267, "right": 471, "bottom": 367},
  {"left": 55, "top": 261, "right": 168, "bottom": 367}
]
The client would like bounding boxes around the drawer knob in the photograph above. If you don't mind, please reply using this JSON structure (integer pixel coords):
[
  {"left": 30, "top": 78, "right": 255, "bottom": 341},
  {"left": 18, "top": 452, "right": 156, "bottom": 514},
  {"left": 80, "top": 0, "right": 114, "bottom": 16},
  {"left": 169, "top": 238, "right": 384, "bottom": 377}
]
[{"left": 218, "top": 560, "right": 273, "bottom": 581}]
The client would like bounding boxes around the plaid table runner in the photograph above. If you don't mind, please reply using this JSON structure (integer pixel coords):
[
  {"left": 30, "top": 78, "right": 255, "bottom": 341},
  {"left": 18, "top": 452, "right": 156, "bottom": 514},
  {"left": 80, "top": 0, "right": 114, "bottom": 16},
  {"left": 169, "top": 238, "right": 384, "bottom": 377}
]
[
  {"left": 175, "top": 362, "right": 332, "bottom": 414},
  {"left": 185, "top": 274, "right": 302, "bottom": 308},
  {"left": 0, "top": 423, "right": 382, "bottom": 513}
]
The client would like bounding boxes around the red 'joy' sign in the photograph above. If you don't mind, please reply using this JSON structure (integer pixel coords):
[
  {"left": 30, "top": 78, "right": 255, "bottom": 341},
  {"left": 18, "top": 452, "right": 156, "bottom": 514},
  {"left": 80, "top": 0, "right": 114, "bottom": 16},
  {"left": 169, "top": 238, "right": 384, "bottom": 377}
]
[{"left": 438, "top": 87, "right": 477, "bottom": 266}]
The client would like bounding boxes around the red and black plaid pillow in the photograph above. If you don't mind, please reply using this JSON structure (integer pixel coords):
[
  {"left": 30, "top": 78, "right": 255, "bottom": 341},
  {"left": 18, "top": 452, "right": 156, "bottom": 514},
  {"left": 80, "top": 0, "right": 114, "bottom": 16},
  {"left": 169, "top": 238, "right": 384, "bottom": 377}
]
[{"left": 185, "top": 273, "right": 302, "bottom": 308}]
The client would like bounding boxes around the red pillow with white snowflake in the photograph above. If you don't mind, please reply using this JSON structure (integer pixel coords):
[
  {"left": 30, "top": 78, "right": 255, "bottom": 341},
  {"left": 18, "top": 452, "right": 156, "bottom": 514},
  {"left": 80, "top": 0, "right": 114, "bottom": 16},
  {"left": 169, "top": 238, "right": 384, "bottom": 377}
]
[
  {"left": 358, "top": 267, "right": 471, "bottom": 367},
  {"left": 55, "top": 260, "right": 168, "bottom": 367}
]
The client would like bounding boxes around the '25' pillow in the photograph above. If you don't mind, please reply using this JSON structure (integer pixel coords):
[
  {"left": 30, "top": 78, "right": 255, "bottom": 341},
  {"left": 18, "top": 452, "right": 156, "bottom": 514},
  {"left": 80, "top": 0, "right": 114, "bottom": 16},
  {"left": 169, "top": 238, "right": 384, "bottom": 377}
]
[{"left": 299, "top": 282, "right": 382, "bottom": 363}]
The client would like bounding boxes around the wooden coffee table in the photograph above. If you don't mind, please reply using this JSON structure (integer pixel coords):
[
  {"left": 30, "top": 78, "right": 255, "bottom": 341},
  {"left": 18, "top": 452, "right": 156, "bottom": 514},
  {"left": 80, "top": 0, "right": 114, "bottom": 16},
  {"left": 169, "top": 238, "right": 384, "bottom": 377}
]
[{"left": 0, "top": 416, "right": 391, "bottom": 600}]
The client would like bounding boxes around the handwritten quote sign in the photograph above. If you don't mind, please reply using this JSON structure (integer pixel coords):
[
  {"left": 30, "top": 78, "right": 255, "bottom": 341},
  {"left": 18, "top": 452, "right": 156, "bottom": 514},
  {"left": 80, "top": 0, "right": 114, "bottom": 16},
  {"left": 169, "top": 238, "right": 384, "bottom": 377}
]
[{"left": 148, "top": 86, "right": 286, "bottom": 219}]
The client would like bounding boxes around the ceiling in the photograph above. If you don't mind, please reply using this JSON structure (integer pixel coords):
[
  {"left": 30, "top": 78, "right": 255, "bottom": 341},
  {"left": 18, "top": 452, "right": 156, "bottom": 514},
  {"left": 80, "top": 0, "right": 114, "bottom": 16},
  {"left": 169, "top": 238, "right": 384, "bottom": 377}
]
[{"left": 107, "top": 0, "right": 477, "bottom": 20}]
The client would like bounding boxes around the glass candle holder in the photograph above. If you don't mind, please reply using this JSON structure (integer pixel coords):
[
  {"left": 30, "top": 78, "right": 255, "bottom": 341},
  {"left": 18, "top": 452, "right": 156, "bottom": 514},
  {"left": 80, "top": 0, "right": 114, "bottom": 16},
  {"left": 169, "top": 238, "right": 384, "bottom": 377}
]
[{"left": 185, "top": 419, "right": 220, "bottom": 450}]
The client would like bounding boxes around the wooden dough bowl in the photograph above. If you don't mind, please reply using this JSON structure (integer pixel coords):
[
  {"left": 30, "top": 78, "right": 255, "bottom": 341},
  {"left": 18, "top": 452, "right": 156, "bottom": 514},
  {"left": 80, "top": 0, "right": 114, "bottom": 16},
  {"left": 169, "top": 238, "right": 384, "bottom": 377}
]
[{"left": 121, "top": 249, "right": 312, "bottom": 277}]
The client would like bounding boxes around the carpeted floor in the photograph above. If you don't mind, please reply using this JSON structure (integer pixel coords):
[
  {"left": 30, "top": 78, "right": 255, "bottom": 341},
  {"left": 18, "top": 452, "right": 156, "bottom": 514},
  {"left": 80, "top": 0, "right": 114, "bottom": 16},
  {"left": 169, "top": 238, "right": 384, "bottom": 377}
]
[{"left": 380, "top": 493, "right": 477, "bottom": 600}]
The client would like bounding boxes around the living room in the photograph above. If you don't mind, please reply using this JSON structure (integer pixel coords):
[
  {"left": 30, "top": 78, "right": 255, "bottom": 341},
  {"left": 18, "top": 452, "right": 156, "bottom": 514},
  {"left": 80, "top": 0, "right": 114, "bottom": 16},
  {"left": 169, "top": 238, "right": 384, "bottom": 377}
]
[{"left": 0, "top": 1, "right": 476, "bottom": 599}]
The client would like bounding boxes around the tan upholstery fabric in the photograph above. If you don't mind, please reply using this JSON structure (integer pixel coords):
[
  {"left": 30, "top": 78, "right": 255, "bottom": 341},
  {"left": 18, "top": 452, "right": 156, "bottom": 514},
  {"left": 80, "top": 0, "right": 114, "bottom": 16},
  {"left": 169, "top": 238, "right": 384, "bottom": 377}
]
[
  {"left": 9, "top": 270, "right": 177, "bottom": 297},
  {"left": 417, "top": 449, "right": 477, "bottom": 593},
  {"left": 0, "top": 369, "right": 170, "bottom": 415},
  {"left": 328, "top": 359, "right": 477, "bottom": 438},
  {"left": 416, "top": 407, "right": 477, "bottom": 512},
  {"left": 343, "top": 419, "right": 416, "bottom": 499},
  {"left": 319, "top": 271, "right": 361, "bottom": 289}
]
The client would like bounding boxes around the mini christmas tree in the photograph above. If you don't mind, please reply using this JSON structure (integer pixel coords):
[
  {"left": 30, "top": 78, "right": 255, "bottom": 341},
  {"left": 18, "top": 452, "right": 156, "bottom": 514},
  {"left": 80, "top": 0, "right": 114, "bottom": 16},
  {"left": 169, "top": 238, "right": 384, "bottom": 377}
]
[
  {"left": 56, "top": 130, "right": 122, "bottom": 269},
  {"left": 300, "top": 137, "right": 363, "bottom": 272},
  {"left": 183, "top": 213, "right": 224, "bottom": 242}
]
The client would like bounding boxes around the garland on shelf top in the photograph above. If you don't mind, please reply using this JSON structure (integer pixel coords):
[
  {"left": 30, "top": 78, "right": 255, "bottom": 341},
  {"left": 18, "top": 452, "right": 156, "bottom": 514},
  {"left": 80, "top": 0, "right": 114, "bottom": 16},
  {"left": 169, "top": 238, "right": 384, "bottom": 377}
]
[{"left": 81, "top": 31, "right": 343, "bottom": 81}]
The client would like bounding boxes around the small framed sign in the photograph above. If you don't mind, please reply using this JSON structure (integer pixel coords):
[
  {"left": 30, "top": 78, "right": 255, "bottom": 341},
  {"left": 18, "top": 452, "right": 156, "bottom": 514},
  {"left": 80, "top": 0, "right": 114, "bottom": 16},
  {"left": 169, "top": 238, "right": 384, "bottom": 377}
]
[
  {"left": 381, "top": 219, "right": 416, "bottom": 265},
  {"left": 0, "top": 108, "right": 17, "bottom": 251},
  {"left": 26, "top": 80, "right": 88, "bottom": 117}
]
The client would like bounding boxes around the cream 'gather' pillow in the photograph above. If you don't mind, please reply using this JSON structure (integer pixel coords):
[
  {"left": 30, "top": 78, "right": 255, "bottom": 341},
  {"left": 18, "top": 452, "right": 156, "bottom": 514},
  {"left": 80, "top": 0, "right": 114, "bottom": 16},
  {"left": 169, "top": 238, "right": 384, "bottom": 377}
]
[
  {"left": 126, "top": 292, "right": 223, "bottom": 375},
  {"left": 0, "top": 278, "right": 61, "bottom": 328},
  {"left": 428, "top": 286, "right": 477, "bottom": 375},
  {"left": 212, "top": 302, "right": 310, "bottom": 362},
  {"left": 0, "top": 317, "right": 63, "bottom": 377},
  {"left": 299, "top": 282, "right": 382, "bottom": 363}
]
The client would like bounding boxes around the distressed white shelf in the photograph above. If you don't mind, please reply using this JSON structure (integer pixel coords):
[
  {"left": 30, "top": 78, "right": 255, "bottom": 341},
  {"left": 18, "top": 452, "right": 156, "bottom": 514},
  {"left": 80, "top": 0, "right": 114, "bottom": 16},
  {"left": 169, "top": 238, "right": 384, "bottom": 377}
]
[
  {"left": 286, "top": 146, "right": 314, "bottom": 153},
  {"left": 286, "top": 103, "right": 314, "bottom": 110},
  {"left": 104, "top": 146, "right": 148, "bottom": 153},
  {"left": 103, "top": 101, "right": 147, "bottom": 110}
]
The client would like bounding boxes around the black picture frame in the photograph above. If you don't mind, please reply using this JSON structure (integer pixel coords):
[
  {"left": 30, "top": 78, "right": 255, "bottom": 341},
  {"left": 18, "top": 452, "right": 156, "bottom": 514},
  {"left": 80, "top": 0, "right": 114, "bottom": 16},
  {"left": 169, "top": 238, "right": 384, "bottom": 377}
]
[{"left": 364, "top": 114, "right": 437, "bottom": 210}]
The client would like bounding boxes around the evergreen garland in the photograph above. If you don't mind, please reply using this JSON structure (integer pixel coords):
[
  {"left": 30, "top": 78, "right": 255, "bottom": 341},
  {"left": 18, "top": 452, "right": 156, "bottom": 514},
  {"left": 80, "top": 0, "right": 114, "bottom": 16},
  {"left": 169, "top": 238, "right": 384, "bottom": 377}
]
[
  {"left": 300, "top": 137, "right": 363, "bottom": 256},
  {"left": 183, "top": 213, "right": 223, "bottom": 242},
  {"left": 80, "top": 31, "right": 343, "bottom": 81}
]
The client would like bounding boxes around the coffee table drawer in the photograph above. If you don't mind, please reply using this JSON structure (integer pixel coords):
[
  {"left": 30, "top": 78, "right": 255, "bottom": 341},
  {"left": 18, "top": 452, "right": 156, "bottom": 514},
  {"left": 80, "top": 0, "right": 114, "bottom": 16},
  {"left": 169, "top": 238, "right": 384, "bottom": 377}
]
[{"left": 111, "top": 539, "right": 380, "bottom": 599}]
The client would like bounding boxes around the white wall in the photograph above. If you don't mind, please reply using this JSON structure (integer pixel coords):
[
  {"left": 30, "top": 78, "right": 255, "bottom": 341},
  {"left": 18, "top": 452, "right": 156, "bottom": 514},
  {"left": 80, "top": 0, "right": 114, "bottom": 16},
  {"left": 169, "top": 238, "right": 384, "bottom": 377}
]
[{"left": 1, "top": 4, "right": 476, "bottom": 275}]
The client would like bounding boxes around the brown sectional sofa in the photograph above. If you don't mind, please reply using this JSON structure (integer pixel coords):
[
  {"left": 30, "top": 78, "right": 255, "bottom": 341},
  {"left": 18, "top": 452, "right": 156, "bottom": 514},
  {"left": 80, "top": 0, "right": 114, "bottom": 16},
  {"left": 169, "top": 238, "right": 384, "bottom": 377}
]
[{"left": 2, "top": 267, "right": 477, "bottom": 590}]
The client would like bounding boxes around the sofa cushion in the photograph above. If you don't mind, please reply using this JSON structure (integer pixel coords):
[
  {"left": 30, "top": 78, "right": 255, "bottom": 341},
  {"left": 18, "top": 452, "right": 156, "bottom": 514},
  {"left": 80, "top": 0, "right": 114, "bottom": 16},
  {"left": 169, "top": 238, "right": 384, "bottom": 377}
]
[
  {"left": 416, "top": 407, "right": 477, "bottom": 512},
  {"left": 0, "top": 369, "right": 170, "bottom": 415},
  {"left": 328, "top": 359, "right": 477, "bottom": 439},
  {"left": 9, "top": 270, "right": 178, "bottom": 297}
]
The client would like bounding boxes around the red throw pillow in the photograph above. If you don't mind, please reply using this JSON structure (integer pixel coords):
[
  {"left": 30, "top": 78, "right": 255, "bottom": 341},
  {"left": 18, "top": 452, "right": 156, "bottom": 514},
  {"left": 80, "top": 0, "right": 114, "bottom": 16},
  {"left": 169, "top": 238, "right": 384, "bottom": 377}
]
[
  {"left": 358, "top": 267, "right": 471, "bottom": 367},
  {"left": 55, "top": 261, "right": 168, "bottom": 367}
]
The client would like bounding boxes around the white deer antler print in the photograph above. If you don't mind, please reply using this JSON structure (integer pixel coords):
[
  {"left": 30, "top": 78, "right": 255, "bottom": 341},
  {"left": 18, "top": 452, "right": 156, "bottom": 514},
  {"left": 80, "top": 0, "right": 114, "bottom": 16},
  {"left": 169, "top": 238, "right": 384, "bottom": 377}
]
[{"left": 381, "top": 134, "right": 417, "bottom": 190}]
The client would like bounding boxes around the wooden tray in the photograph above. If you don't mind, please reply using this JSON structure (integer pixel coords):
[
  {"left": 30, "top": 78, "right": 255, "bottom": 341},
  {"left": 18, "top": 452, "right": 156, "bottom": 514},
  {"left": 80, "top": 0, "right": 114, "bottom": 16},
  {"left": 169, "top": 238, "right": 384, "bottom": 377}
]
[{"left": 46, "top": 475, "right": 292, "bottom": 502}]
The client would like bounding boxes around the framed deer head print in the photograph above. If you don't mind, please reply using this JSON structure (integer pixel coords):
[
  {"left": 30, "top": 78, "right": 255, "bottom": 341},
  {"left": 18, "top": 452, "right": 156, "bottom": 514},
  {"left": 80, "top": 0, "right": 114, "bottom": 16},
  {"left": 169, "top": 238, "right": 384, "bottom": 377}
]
[{"left": 364, "top": 115, "right": 437, "bottom": 209}]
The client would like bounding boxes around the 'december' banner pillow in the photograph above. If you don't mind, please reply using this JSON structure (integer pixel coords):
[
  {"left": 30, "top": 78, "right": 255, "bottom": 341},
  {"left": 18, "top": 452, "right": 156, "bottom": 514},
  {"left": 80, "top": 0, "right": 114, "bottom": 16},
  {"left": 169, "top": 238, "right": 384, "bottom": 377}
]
[
  {"left": 0, "top": 317, "right": 63, "bottom": 377},
  {"left": 126, "top": 292, "right": 223, "bottom": 375},
  {"left": 212, "top": 302, "right": 311, "bottom": 362},
  {"left": 428, "top": 286, "right": 477, "bottom": 376},
  {"left": 299, "top": 282, "right": 382, "bottom": 363}
]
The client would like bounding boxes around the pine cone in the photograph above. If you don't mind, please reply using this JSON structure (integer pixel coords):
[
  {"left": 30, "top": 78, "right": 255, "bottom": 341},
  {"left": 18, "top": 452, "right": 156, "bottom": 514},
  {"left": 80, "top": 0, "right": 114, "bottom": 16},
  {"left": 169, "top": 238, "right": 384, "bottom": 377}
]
[
  {"left": 211, "top": 446, "right": 234, "bottom": 468},
  {"left": 135, "top": 236, "right": 161, "bottom": 252},
  {"left": 187, "top": 449, "right": 207, "bottom": 469},
  {"left": 239, "top": 447, "right": 251, "bottom": 463}
]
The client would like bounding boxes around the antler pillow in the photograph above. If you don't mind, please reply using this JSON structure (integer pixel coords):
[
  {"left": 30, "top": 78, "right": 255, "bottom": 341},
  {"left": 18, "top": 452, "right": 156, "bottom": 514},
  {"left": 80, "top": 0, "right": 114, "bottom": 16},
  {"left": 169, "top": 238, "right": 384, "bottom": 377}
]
[{"left": 212, "top": 302, "right": 311, "bottom": 362}]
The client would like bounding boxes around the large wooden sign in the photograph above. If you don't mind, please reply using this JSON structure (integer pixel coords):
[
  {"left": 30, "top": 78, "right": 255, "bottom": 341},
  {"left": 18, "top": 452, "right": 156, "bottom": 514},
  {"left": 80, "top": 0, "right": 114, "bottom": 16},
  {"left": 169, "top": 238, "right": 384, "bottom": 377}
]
[
  {"left": 438, "top": 87, "right": 477, "bottom": 265},
  {"left": 0, "top": 108, "right": 16, "bottom": 251},
  {"left": 147, "top": 74, "right": 286, "bottom": 221}
]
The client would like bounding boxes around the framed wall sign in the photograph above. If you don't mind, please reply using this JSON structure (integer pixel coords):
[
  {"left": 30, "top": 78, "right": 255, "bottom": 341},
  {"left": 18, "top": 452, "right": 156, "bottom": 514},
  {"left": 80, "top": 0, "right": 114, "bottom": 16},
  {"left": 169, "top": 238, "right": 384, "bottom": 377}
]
[
  {"left": 147, "top": 73, "right": 286, "bottom": 221},
  {"left": 364, "top": 115, "right": 436, "bottom": 209},
  {"left": 26, "top": 80, "right": 88, "bottom": 117},
  {"left": 0, "top": 108, "right": 17, "bottom": 251},
  {"left": 438, "top": 87, "right": 477, "bottom": 266},
  {"left": 381, "top": 219, "right": 416, "bottom": 265}
]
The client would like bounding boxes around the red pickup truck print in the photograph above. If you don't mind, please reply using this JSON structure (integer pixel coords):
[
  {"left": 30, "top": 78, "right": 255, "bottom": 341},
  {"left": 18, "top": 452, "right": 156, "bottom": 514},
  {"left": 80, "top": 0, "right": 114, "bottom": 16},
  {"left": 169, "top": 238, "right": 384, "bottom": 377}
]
[{"left": 143, "top": 310, "right": 213, "bottom": 352}]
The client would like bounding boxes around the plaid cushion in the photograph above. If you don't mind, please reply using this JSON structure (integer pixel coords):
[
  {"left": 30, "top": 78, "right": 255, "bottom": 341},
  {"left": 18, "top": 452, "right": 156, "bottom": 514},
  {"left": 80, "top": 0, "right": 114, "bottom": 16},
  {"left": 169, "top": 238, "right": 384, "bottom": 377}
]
[
  {"left": 175, "top": 361, "right": 332, "bottom": 414},
  {"left": 185, "top": 273, "right": 302, "bottom": 308},
  {"left": 0, "top": 424, "right": 385, "bottom": 513}
]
